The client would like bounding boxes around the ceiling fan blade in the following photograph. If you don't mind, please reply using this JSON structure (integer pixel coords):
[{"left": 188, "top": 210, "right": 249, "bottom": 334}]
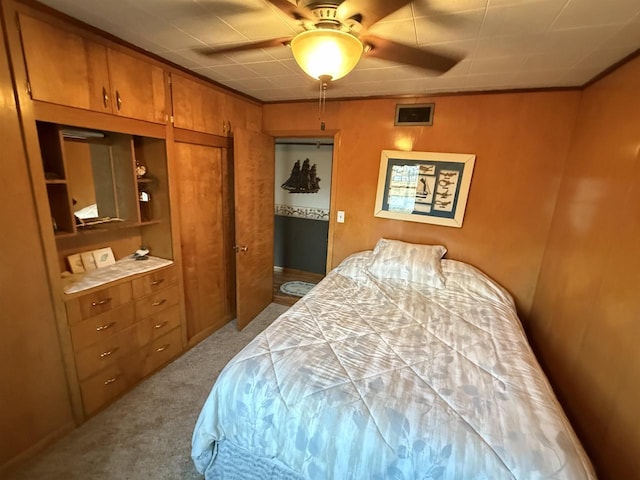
[
  {"left": 266, "top": 0, "right": 315, "bottom": 21},
  {"left": 361, "top": 35, "right": 462, "bottom": 73},
  {"left": 337, "top": 0, "right": 413, "bottom": 29},
  {"left": 196, "top": 37, "right": 293, "bottom": 56}
]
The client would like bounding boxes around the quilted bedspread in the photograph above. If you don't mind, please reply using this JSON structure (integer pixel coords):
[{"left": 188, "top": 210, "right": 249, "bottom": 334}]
[{"left": 192, "top": 252, "right": 595, "bottom": 479}]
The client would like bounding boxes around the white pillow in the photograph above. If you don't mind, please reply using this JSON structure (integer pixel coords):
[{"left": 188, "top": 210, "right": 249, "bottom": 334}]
[{"left": 367, "top": 238, "right": 447, "bottom": 289}]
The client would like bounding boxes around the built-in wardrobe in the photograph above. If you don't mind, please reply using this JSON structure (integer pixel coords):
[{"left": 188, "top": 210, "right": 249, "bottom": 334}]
[{"left": 0, "top": 0, "right": 270, "bottom": 473}]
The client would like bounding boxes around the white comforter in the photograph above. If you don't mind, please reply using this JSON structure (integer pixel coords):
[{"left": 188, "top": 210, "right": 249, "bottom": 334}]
[{"left": 192, "top": 252, "right": 596, "bottom": 479}]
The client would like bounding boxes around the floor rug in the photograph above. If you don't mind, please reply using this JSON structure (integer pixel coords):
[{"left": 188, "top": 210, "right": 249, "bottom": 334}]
[{"left": 280, "top": 281, "right": 316, "bottom": 297}]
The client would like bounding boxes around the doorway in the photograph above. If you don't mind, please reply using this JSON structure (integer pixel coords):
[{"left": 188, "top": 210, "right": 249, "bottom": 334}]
[{"left": 273, "top": 137, "right": 333, "bottom": 304}]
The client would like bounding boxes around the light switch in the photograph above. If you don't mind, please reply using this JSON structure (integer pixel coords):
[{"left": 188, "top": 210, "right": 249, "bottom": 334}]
[{"left": 337, "top": 211, "right": 345, "bottom": 223}]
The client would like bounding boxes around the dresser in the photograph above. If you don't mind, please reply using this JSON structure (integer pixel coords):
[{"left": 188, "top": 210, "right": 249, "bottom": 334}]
[{"left": 65, "top": 264, "right": 182, "bottom": 415}]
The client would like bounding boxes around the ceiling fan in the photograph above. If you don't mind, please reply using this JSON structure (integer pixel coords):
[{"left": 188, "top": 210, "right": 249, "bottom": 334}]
[{"left": 198, "top": 0, "right": 463, "bottom": 83}]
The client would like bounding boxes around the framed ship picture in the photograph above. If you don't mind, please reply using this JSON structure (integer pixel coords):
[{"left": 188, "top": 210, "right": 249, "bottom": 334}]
[{"left": 374, "top": 150, "right": 475, "bottom": 228}]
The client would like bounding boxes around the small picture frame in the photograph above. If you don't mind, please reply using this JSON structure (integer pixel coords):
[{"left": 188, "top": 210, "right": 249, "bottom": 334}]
[
  {"left": 67, "top": 253, "right": 85, "bottom": 274},
  {"left": 81, "top": 251, "right": 98, "bottom": 271},
  {"left": 92, "top": 247, "right": 116, "bottom": 268}
]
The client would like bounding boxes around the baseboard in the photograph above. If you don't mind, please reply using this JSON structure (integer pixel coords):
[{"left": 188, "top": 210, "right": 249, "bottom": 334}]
[
  {"left": 0, "top": 421, "right": 76, "bottom": 476},
  {"left": 186, "top": 314, "right": 234, "bottom": 349},
  {"left": 274, "top": 266, "right": 325, "bottom": 278}
]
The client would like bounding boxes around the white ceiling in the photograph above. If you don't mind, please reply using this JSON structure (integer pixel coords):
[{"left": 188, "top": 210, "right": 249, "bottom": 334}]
[{"left": 38, "top": 0, "right": 640, "bottom": 102}]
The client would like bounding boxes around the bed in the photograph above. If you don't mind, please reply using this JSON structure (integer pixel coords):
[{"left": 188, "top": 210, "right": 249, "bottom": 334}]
[{"left": 192, "top": 239, "right": 596, "bottom": 479}]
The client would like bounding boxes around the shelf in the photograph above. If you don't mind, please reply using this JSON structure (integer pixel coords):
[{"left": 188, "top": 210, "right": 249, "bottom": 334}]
[
  {"left": 46, "top": 179, "right": 67, "bottom": 185},
  {"left": 137, "top": 177, "right": 153, "bottom": 184},
  {"left": 55, "top": 220, "right": 143, "bottom": 240},
  {"left": 139, "top": 220, "right": 161, "bottom": 227},
  {"left": 54, "top": 219, "right": 162, "bottom": 241}
]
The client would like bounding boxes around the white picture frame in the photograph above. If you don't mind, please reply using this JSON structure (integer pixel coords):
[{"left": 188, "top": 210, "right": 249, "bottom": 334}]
[
  {"left": 374, "top": 150, "right": 476, "bottom": 228},
  {"left": 80, "top": 251, "right": 98, "bottom": 271},
  {"left": 67, "top": 253, "right": 85, "bottom": 274},
  {"left": 92, "top": 247, "right": 116, "bottom": 268}
]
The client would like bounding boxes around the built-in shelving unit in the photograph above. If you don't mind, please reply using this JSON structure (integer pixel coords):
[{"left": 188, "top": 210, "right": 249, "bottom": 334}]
[{"left": 35, "top": 121, "right": 173, "bottom": 269}]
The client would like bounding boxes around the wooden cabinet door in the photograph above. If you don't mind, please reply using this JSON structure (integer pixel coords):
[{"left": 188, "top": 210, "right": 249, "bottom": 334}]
[
  {"left": 224, "top": 94, "right": 246, "bottom": 136},
  {"left": 244, "top": 101, "right": 263, "bottom": 133},
  {"left": 18, "top": 13, "right": 111, "bottom": 113},
  {"left": 233, "top": 129, "right": 274, "bottom": 329},
  {"left": 107, "top": 48, "right": 166, "bottom": 124},
  {"left": 225, "top": 95, "right": 263, "bottom": 135},
  {"left": 175, "top": 142, "right": 229, "bottom": 340},
  {"left": 171, "top": 74, "right": 226, "bottom": 136}
]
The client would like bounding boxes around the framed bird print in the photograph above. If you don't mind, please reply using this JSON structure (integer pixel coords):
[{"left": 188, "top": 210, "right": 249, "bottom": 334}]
[{"left": 374, "top": 150, "right": 475, "bottom": 228}]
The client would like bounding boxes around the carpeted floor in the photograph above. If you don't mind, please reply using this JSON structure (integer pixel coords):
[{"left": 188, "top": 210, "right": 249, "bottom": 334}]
[{"left": 5, "top": 303, "right": 289, "bottom": 480}]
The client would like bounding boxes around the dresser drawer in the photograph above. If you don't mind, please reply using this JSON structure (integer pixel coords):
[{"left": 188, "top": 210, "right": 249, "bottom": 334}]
[
  {"left": 129, "top": 304, "right": 181, "bottom": 347},
  {"left": 132, "top": 266, "right": 177, "bottom": 298},
  {"left": 74, "top": 333, "right": 131, "bottom": 381},
  {"left": 68, "top": 283, "right": 133, "bottom": 323},
  {"left": 80, "top": 364, "right": 132, "bottom": 416},
  {"left": 140, "top": 327, "right": 182, "bottom": 377},
  {"left": 69, "top": 303, "right": 135, "bottom": 352},
  {"left": 135, "top": 285, "right": 179, "bottom": 319}
]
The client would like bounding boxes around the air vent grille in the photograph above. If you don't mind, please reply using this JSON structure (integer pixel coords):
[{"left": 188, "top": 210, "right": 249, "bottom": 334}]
[{"left": 395, "top": 103, "right": 434, "bottom": 126}]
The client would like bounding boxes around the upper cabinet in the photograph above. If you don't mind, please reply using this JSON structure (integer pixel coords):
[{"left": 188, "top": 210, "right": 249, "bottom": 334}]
[
  {"left": 171, "top": 74, "right": 226, "bottom": 136},
  {"left": 225, "top": 93, "right": 263, "bottom": 134},
  {"left": 106, "top": 48, "right": 166, "bottom": 124},
  {"left": 171, "top": 73, "right": 262, "bottom": 136},
  {"left": 17, "top": 13, "right": 166, "bottom": 124}
]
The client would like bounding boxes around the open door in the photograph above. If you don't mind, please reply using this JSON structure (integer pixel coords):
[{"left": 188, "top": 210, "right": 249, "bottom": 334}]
[{"left": 233, "top": 129, "right": 275, "bottom": 330}]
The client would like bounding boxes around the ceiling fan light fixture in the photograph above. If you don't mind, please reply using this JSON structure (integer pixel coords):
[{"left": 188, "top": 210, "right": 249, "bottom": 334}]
[{"left": 290, "top": 29, "right": 363, "bottom": 81}]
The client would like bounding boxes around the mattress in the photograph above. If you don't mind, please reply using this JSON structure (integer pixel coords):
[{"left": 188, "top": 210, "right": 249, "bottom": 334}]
[{"left": 192, "top": 251, "right": 596, "bottom": 479}]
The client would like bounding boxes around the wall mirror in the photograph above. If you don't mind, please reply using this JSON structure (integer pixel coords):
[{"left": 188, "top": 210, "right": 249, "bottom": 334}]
[
  {"left": 37, "top": 122, "right": 139, "bottom": 233},
  {"left": 61, "top": 127, "right": 137, "bottom": 227}
]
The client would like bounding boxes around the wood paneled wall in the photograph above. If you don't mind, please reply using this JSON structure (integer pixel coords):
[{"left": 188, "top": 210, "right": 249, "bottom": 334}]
[
  {"left": 0, "top": 19, "right": 73, "bottom": 471},
  {"left": 530, "top": 56, "right": 640, "bottom": 479},
  {"left": 264, "top": 91, "right": 581, "bottom": 316}
]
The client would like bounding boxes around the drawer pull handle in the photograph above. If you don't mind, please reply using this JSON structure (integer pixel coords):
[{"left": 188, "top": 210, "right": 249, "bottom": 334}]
[
  {"left": 155, "top": 344, "right": 170, "bottom": 353},
  {"left": 99, "top": 347, "right": 119, "bottom": 358},
  {"left": 104, "top": 377, "right": 118, "bottom": 385},
  {"left": 96, "top": 322, "right": 115, "bottom": 332},
  {"left": 152, "top": 299, "right": 167, "bottom": 307},
  {"left": 153, "top": 321, "right": 168, "bottom": 329},
  {"left": 91, "top": 298, "right": 112, "bottom": 307},
  {"left": 150, "top": 279, "right": 165, "bottom": 286}
]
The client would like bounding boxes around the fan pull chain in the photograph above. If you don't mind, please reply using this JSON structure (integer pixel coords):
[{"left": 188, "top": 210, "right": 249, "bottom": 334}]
[{"left": 318, "top": 75, "right": 330, "bottom": 131}]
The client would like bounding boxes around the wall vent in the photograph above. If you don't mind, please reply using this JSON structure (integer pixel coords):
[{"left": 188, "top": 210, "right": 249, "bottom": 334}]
[{"left": 394, "top": 103, "right": 434, "bottom": 126}]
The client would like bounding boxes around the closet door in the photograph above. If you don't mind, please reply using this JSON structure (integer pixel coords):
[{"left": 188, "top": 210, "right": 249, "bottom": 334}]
[
  {"left": 233, "top": 129, "right": 275, "bottom": 329},
  {"left": 175, "top": 142, "right": 229, "bottom": 341},
  {"left": 0, "top": 24, "right": 74, "bottom": 467}
]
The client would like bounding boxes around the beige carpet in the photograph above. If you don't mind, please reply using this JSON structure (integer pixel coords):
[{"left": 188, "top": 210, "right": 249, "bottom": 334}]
[{"left": 5, "top": 303, "right": 289, "bottom": 480}]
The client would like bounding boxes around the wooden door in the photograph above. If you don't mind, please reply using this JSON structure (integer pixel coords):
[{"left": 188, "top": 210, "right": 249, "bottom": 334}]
[
  {"left": 18, "top": 13, "right": 111, "bottom": 113},
  {"left": 0, "top": 22, "right": 74, "bottom": 466},
  {"left": 233, "top": 129, "right": 275, "bottom": 329},
  {"left": 175, "top": 143, "right": 228, "bottom": 340},
  {"left": 106, "top": 48, "right": 166, "bottom": 124},
  {"left": 171, "top": 74, "right": 226, "bottom": 136}
]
